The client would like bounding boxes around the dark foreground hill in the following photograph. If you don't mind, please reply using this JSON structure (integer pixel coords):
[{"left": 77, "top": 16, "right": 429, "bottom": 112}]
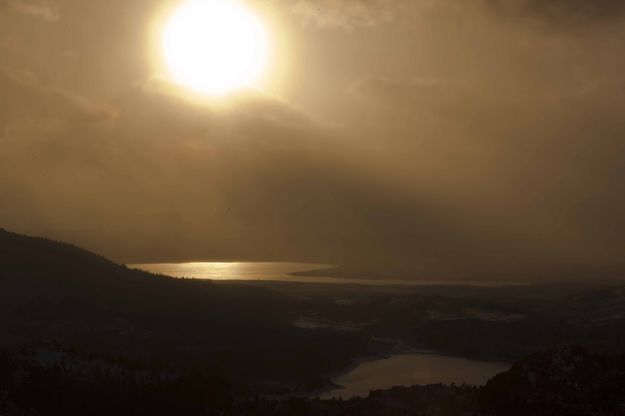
[
  {"left": 481, "top": 346, "right": 625, "bottom": 416},
  {"left": 0, "top": 229, "right": 363, "bottom": 388},
  {"left": 237, "top": 347, "right": 625, "bottom": 415},
  {"left": 0, "top": 228, "right": 291, "bottom": 321},
  {"left": 2, "top": 343, "right": 625, "bottom": 415}
]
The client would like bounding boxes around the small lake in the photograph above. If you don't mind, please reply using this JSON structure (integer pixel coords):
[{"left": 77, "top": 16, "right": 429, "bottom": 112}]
[{"left": 321, "top": 353, "right": 509, "bottom": 399}]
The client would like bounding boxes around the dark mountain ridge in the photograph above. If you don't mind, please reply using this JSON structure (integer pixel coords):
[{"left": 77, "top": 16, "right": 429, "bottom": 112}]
[
  {"left": 0, "top": 228, "right": 289, "bottom": 319},
  {"left": 0, "top": 229, "right": 363, "bottom": 386}
]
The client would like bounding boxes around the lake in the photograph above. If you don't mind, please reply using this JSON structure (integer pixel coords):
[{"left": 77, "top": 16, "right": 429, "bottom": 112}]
[
  {"left": 130, "top": 262, "right": 328, "bottom": 282},
  {"left": 321, "top": 353, "right": 509, "bottom": 399},
  {"left": 130, "top": 262, "right": 524, "bottom": 286}
]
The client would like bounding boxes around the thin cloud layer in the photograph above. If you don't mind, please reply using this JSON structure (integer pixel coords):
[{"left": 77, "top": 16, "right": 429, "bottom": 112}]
[
  {"left": 2, "top": 0, "right": 59, "bottom": 20},
  {"left": 1, "top": 0, "right": 625, "bottom": 280},
  {"left": 0, "top": 66, "right": 117, "bottom": 124},
  {"left": 490, "top": 0, "right": 625, "bottom": 22},
  {"left": 285, "top": 0, "right": 402, "bottom": 29},
  {"left": 281, "top": 0, "right": 625, "bottom": 30}
]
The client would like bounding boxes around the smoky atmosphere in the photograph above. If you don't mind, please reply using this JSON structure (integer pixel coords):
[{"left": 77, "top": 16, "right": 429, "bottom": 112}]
[{"left": 2, "top": 1, "right": 625, "bottom": 415}]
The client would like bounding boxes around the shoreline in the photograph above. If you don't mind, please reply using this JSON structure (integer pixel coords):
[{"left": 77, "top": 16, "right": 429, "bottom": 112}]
[
  {"left": 299, "top": 346, "right": 511, "bottom": 400},
  {"left": 300, "top": 345, "right": 440, "bottom": 399}
]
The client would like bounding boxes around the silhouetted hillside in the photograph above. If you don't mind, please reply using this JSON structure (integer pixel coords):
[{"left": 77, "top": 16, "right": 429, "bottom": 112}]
[
  {"left": 0, "top": 229, "right": 364, "bottom": 386},
  {"left": 0, "top": 228, "right": 289, "bottom": 320},
  {"left": 0, "top": 341, "right": 232, "bottom": 416},
  {"left": 480, "top": 346, "right": 625, "bottom": 416}
]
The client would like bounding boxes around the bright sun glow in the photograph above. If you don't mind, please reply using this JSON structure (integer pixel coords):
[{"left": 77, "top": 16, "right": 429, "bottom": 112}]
[{"left": 161, "top": 0, "right": 270, "bottom": 96}]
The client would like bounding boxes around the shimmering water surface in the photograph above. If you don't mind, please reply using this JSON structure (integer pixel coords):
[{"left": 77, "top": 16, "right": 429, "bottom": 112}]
[
  {"left": 130, "top": 262, "right": 524, "bottom": 286},
  {"left": 321, "top": 354, "right": 509, "bottom": 399},
  {"left": 130, "top": 262, "right": 328, "bottom": 282}
]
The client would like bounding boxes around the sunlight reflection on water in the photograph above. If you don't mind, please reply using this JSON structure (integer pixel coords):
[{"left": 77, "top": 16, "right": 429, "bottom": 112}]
[
  {"left": 130, "top": 262, "right": 328, "bottom": 281},
  {"left": 129, "top": 262, "right": 529, "bottom": 287}
]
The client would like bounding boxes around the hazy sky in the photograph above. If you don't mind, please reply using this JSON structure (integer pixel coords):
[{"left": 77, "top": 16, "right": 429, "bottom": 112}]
[{"left": 2, "top": 0, "right": 625, "bottom": 280}]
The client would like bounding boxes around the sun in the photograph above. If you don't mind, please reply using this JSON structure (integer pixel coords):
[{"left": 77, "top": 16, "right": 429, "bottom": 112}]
[{"left": 161, "top": 0, "right": 270, "bottom": 96}]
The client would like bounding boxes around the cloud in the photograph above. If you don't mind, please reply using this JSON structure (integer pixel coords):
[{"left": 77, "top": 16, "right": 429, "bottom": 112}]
[
  {"left": 2, "top": 0, "right": 625, "bottom": 280},
  {"left": 0, "top": 66, "right": 117, "bottom": 127},
  {"left": 346, "top": 75, "right": 625, "bottom": 276},
  {"left": 0, "top": 70, "right": 362, "bottom": 263},
  {"left": 5, "top": 0, "right": 60, "bottom": 20},
  {"left": 0, "top": 67, "right": 515, "bottom": 277},
  {"left": 283, "top": 0, "right": 625, "bottom": 30},
  {"left": 284, "top": 0, "right": 403, "bottom": 29},
  {"left": 487, "top": 0, "right": 625, "bottom": 24},
  {"left": 349, "top": 78, "right": 489, "bottom": 120}
]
